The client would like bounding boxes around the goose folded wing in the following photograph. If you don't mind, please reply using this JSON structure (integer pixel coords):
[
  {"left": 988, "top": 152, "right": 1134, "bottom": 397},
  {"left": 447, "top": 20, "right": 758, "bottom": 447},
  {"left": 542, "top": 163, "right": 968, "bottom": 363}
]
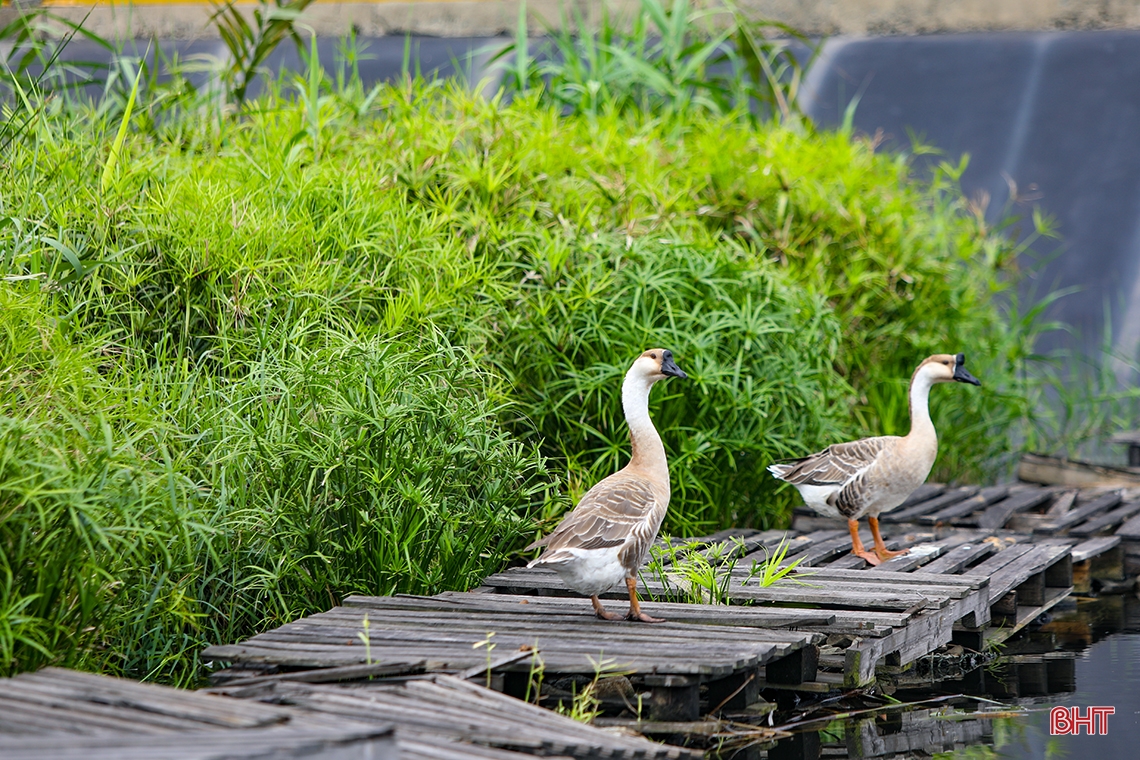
[
  {"left": 777, "top": 437, "right": 889, "bottom": 486},
  {"left": 528, "top": 478, "right": 659, "bottom": 554}
]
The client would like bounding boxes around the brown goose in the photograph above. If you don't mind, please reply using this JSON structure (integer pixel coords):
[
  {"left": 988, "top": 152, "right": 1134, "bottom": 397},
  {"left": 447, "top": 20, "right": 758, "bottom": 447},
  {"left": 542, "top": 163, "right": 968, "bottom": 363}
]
[
  {"left": 526, "top": 349, "right": 687, "bottom": 622},
  {"left": 769, "top": 353, "right": 980, "bottom": 565}
]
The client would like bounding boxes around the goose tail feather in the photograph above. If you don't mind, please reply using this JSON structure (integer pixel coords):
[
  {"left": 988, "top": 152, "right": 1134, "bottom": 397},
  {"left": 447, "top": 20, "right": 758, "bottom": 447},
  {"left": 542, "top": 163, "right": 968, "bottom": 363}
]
[{"left": 768, "top": 462, "right": 793, "bottom": 480}]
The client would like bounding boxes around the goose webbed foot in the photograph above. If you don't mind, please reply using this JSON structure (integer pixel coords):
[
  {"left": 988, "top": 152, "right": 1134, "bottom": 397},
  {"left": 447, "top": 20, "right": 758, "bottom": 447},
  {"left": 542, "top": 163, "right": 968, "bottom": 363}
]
[
  {"left": 847, "top": 518, "right": 882, "bottom": 566},
  {"left": 867, "top": 516, "right": 907, "bottom": 563},
  {"left": 874, "top": 547, "right": 909, "bottom": 561},
  {"left": 591, "top": 595, "right": 624, "bottom": 621},
  {"left": 623, "top": 577, "right": 665, "bottom": 623}
]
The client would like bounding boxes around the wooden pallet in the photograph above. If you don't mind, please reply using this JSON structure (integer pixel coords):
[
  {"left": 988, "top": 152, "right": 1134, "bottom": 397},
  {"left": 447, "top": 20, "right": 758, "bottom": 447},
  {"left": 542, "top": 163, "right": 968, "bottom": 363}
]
[
  {"left": 202, "top": 480, "right": 1125, "bottom": 707},
  {"left": 0, "top": 667, "right": 682, "bottom": 760},
  {"left": 210, "top": 674, "right": 698, "bottom": 760},
  {"left": 204, "top": 593, "right": 823, "bottom": 721},
  {"left": 792, "top": 481, "right": 1140, "bottom": 539}
]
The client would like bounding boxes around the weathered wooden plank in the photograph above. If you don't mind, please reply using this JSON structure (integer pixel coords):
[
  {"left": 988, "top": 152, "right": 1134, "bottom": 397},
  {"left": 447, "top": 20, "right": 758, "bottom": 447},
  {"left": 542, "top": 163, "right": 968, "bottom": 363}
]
[
  {"left": 916, "top": 486, "right": 1013, "bottom": 525},
  {"left": 843, "top": 607, "right": 960, "bottom": 686},
  {"left": 410, "top": 592, "right": 841, "bottom": 628},
  {"left": 983, "top": 587, "right": 1073, "bottom": 646},
  {"left": 265, "top": 615, "right": 816, "bottom": 648},
  {"left": 10, "top": 668, "right": 286, "bottom": 729},
  {"left": 919, "top": 541, "right": 996, "bottom": 575},
  {"left": 481, "top": 567, "right": 956, "bottom": 610},
  {"left": 785, "top": 567, "right": 988, "bottom": 589},
  {"left": 961, "top": 543, "right": 1036, "bottom": 580},
  {"left": 868, "top": 531, "right": 990, "bottom": 573},
  {"left": 1071, "top": 535, "right": 1123, "bottom": 563},
  {"left": 976, "top": 488, "right": 1056, "bottom": 530},
  {"left": 767, "top": 531, "right": 853, "bottom": 567},
  {"left": 882, "top": 486, "right": 980, "bottom": 524},
  {"left": 1070, "top": 501, "right": 1140, "bottom": 536},
  {"left": 1116, "top": 512, "right": 1140, "bottom": 539},
  {"left": 258, "top": 676, "right": 700, "bottom": 759},
  {"left": 983, "top": 544, "right": 1073, "bottom": 602},
  {"left": 1036, "top": 491, "right": 1124, "bottom": 534},
  {"left": 0, "top": 727, "right": 398, "bottom": 760}
]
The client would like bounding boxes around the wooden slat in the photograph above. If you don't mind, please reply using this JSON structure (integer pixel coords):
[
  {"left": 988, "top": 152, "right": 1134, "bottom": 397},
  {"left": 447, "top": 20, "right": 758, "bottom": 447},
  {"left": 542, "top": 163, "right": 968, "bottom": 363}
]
[
  {"left": 1116, "top": 512, "right": 1140, "bottom": 539},
  {"left": 784, "top": 567, "right": 987, "bottom": 589},
  {"left": 916, "top": 485, "right": 1012, "bottom": 525},
  {"left": 413, "top": 592, "right": 840, "bottom": 627},
  {"left": 919, "top": 541, "right": 996, "bottom": 575},
  {"left": 1036, "top": 492, "right": 1123, "bottom": 534},
  {"left": 962, "top": 543, "right": 1036, "bottom": 580},
  {"left": 983, "top": 545, "right": 1072, "bottom": 602},
  {"left": 869, "top": 531, "right": 989, "bottom": 572},
  {"left": 0, "top": 727, "right": 398, "bottom": 760},
  {"left": 1070, "top": 501, "right": 1140, "bottom": 536},
  {"left": 882, "top": 486, "right": 979, "bottom": 523},
  {"left": 9, "top": 669, "right": 287, "bottom": 730},
  {"left": 974, "top": 488, "right": 1054, "bottom": 529},
  {"left": 1071, "top": 535, "right": 1123, "bottom": 563}
]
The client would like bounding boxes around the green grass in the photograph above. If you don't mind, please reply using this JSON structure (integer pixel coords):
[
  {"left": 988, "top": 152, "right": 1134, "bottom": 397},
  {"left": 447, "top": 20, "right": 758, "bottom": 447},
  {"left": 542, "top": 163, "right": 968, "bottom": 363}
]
[{"left": 0, "top": 7, "right": 1123, "bottom": 685}]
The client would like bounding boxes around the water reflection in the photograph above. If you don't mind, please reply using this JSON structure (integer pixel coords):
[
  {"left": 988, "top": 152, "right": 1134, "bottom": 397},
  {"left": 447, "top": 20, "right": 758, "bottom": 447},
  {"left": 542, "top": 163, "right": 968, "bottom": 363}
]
[{"left": 754, "top": 593, "right": 1140, "bottom": 760}]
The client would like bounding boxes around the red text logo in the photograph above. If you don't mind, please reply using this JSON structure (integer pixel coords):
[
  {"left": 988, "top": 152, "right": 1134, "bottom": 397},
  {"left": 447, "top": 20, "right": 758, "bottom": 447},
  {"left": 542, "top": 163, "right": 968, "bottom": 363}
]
[{"left": 1050, "top": 706, "right": 1114, "bottom": 736}]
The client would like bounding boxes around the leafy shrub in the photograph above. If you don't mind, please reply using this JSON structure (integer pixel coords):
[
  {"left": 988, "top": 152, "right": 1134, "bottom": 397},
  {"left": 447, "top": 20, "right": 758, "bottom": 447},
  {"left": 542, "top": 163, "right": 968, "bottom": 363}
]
[
  {"left": 493, "top": 232, "right": 848, "bottom": 532},
  {"left": 0, "top": 39, "right": 1078, "bottom": 683},
  {"left": 190, "top": 331, "right": 555, "bottom": 624}
]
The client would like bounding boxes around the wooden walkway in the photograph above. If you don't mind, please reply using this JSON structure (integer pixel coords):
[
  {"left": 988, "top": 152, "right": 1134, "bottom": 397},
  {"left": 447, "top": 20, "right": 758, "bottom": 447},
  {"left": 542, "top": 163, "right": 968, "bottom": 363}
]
[
  {"left": 204, "top": 593, "right": 824, "bottom": 721},
  {"left": 0, "top": 667, "right": 688, "bottom": 760},
  {"left": 202, "top": 480, "right": 1132, "bottom": 721}
]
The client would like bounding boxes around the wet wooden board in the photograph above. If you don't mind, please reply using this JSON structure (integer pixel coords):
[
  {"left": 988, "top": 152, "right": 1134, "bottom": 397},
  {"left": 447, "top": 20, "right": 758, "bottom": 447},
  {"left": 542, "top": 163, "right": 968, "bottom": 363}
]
[
  {"left": 0, "top": 668, "right": 400, "bottom": 760},
  {"left": 211, "top": 675, "right": 697, "bottom": 760},
  {"left": 0, "top": 668, "right": 681, "bottom": 760},
  {"left": 0, "top": 727, "right": 398, "bottom": 760}
]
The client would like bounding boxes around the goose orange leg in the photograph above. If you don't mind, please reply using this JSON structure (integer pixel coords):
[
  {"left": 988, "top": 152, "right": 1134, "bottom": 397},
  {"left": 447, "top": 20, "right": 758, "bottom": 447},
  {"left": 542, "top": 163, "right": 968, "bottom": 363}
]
[
  {"left": 625, "top": 577, "right": 665, "bottom": 623},
  {"left": 848, "top": 518, "right": 882, "bottom": 566},
  {"left": 868, "top": 516, "right": 909, "bottom": 561},
  {"left": 591, "top": 595, "right": 623, "bottom": 621}
]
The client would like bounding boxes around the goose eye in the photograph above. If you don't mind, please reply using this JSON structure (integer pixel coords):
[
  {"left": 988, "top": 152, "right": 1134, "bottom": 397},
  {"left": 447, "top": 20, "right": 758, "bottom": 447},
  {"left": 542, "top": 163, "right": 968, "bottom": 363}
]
[
  {"left": 649, "top": 352, "right": 657, "bottom": 360},
  {"left": 942, "top": 360, "right": 949, "bottom": 365}
]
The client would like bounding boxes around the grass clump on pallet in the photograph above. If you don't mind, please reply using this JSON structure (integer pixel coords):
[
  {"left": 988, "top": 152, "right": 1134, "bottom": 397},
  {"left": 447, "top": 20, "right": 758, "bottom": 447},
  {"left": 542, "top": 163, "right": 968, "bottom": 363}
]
[{"left": 0, "top": 2, "right": 1065, "bottom": 683}]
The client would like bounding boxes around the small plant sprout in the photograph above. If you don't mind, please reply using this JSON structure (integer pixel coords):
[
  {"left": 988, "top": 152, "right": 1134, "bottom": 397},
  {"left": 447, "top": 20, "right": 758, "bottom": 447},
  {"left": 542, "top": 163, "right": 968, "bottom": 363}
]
[
  {"left": 523, "top": 641, "right": 544, "bottom": 705},
  {"left": 472, "top": 631, "right": 496, "bottom": 689},
  {"left": 744, "top": 535, "right": 809, "bottom": 587},
  {"left": 555, "top": 654, "right": 628, "bottom": 725},
  {"left": 356, "top": 614, "right": 372, "bottom": 665},
  {"left": 643, "top": 537, "right": 746, "bottom": 605}
]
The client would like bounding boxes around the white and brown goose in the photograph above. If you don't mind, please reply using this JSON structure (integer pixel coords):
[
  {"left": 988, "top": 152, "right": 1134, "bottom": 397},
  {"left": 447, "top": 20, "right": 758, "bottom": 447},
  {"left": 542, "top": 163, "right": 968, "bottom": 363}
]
[
  {"left": 526, "top": 349, "right": 687, "bottom": 623},
  {"left": 769, "top": 353, "right": 981, "bottom": 566}
]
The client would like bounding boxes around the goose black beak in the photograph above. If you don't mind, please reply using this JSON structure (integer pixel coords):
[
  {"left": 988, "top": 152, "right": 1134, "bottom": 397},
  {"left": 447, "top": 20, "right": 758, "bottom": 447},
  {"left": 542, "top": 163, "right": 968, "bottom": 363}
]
[
  {"left": 953, "top": 353, "right": 981, "bottom": 386},
  {"left": 660, "top": 351, "right": 687, "bottom": 379}
]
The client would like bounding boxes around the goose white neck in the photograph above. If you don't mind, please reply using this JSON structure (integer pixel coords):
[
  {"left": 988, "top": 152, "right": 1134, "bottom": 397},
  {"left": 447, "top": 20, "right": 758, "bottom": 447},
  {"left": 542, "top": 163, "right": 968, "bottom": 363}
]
[
  {"left": 907, "top": 368, "right": 937, "bottom": 439},
  {"left": 622, "top": 370, "right": 668, "bottom": 479}
]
